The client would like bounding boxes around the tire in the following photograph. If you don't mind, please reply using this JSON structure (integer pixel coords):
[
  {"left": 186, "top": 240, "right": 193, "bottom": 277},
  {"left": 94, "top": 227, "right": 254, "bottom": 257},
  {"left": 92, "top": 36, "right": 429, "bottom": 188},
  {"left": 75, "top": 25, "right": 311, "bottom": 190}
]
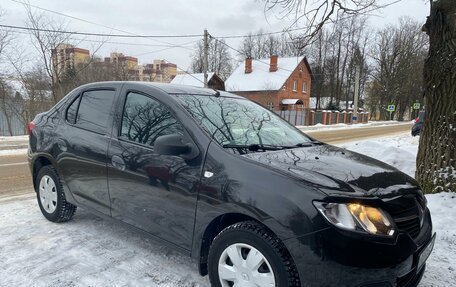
[
  {"left": 208, "top": 221, "right": 300, "bottom": 287},
  {"left": 35, "top": 165, "right": 77, "bottom": 223}
]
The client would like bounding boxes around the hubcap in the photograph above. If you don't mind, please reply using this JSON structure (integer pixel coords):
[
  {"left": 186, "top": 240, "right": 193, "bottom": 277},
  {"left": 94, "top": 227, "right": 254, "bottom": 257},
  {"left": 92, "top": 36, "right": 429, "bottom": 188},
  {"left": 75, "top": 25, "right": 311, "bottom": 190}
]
[
  {"left": 39, "top": 175, "right": 57, "bottom": 214},
  {"left": 218, "top": 243, "right": 275, "bottom": 287}
]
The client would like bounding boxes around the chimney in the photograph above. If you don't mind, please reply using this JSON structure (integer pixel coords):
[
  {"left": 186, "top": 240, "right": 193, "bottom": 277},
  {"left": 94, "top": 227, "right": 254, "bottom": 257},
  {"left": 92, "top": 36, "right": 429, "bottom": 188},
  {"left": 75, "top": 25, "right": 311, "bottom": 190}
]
[
  {"left": 245, "top": 57, "right": 252, "bottom": 74},
  {"left": 269, "top": 55, "right": 278, "bottom": 72}
]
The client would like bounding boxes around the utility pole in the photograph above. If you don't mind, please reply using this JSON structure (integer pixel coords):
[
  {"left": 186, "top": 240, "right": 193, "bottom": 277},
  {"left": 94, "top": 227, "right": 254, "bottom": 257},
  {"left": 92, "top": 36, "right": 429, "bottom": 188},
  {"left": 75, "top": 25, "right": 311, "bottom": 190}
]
[
  {"left": 203, "top": 29, "right": 209, "bottom": 88},
  {"left": 353, "top": 64, "right": 360, "bottom": 124}
]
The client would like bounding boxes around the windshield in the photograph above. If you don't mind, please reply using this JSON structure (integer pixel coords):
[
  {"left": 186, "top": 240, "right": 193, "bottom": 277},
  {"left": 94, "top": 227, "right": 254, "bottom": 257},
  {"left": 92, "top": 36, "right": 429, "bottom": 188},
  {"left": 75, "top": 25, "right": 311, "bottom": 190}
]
[{"left": 176, "top": 94, "right": 312, "bottom": 147}]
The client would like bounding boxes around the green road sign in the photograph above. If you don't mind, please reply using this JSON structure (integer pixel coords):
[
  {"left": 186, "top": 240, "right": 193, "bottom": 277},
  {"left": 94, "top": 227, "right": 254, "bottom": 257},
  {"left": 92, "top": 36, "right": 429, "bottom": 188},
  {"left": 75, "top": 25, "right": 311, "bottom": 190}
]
[
  {"left": 413, "top": 102, "right": 421, "bottom": 110},
  {"left": 387, "top": 104, "right": 395, "bottom": 112}
]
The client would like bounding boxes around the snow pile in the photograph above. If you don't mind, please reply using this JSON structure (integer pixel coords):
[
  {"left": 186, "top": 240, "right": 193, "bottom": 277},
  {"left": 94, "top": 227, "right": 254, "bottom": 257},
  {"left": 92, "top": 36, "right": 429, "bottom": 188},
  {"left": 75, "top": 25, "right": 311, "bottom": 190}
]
[
  {"left": 298, "top": 120, "right": 402, "bottom": 131},
  {"left": 338, "top": 133, "right": 419, "bottom": 177},
  {"left": 419, "top": 192, "right": 456, "bottom": 286}
]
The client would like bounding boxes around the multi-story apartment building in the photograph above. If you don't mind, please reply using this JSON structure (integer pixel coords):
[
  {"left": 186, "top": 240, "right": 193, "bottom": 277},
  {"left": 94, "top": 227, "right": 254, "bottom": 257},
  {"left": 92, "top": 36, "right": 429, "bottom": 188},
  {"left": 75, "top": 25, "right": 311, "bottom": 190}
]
[
  {"left": 51, "top": 44, "right": 178, "bottom": 83},
  {"left": 141, "top": 60, "right": 177, "bottom": 83},
  {"left": 51, "top": 43, "right": 91, "bottom": 78}
]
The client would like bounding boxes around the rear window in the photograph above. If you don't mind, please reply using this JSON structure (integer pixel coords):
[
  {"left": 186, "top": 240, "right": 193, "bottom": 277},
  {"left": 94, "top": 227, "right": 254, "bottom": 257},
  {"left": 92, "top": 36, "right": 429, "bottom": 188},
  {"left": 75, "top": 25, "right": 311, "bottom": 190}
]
[
  {"left": 66, "top": 95, "right": 81, "bottom": 124},
  {"left": 74, "top": 90, "right": 116, "bottom": 134}
]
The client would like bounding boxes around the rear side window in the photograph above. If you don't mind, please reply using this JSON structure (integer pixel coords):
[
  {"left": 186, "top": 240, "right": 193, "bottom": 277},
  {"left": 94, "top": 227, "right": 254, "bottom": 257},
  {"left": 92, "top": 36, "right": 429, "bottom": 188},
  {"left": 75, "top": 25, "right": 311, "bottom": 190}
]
[
  {"left": 120, "top": 92, "right": 183, "bottom": 147},
  {"left": 66, "top": 96, "right": 81, "bottom": 124},
  {"left": 75, "top": 90, "right": 116, "bottom": 134}
]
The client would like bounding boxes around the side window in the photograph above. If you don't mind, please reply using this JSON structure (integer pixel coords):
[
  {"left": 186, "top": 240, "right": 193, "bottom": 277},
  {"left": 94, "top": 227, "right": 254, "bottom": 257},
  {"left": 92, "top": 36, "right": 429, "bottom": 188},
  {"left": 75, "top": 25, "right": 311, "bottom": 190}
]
[
  {"left": 121, "top": 92, "right": 184, "bottom": 147},
  {"left": 76, "top": 90, "right": 116, "bottom": 134},
  {"left": 66, "top": 95, "right": 81, "bottom": 124}
]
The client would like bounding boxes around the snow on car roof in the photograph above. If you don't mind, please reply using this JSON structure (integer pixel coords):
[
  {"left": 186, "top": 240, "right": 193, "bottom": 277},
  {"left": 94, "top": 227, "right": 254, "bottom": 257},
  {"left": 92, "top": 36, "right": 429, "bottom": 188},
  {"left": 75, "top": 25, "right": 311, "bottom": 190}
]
[{"left": 225, "top": 56, "right": 304, "bottom": 92}]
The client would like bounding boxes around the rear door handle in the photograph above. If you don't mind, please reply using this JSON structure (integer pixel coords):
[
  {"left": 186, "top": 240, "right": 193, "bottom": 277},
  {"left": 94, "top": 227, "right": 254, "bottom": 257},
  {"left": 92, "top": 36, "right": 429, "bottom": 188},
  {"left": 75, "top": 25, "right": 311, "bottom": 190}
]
[{"left": 111, "top": 155, "right": 126, "bottom": 171}]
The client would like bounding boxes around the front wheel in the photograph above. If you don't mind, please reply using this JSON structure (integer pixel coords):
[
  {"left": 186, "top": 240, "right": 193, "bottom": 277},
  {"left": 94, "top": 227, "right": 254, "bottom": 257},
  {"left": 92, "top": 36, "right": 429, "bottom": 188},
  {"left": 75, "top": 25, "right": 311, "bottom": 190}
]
[
  {"left": 35, "top": 165, "right": 76, "bottom": 223},
  {"left": 208, "top": 221, "right": 300, "bottom": 287}
]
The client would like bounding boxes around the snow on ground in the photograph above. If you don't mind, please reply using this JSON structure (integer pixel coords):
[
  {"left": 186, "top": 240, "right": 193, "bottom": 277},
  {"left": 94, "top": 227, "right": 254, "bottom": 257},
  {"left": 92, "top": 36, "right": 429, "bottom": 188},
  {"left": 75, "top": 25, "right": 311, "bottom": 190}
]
[
  {"left": 337, "top": 132, "right": 419, "bottom": 177},
  {"left": 0, "top": 132, "right": 454, "bottom": 286},
  {"left": 0, "top": 135, "right": 28, "bottom": 142},
  {"left": 0, "top": 197, "right": 211, "bottom": 287},
  {"left": 420, "top": 192, "right": 456, "bottom": 286},
  {"left": 297, "top": 120, "right": 408, "bottom": 132},
  {"left": 0, "top": 148, "right": 28, "bottom": 156}
]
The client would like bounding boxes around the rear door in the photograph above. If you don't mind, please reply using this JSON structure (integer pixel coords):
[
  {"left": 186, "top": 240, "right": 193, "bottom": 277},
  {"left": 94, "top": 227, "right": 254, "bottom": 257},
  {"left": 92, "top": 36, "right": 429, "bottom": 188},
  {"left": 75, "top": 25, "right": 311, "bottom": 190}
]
[
  {"left": 57, "top": 87, "right": 119, "bottom": 215},
  {"left": 107, "top": 86, "right": 204, "bottom": 250}
]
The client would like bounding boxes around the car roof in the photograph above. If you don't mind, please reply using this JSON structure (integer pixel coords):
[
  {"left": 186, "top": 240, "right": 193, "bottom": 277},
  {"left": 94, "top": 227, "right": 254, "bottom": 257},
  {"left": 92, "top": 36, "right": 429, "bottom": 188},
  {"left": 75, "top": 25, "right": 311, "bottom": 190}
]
[{"left": 78, "top": 81, "right": 244, "bottom": 99}]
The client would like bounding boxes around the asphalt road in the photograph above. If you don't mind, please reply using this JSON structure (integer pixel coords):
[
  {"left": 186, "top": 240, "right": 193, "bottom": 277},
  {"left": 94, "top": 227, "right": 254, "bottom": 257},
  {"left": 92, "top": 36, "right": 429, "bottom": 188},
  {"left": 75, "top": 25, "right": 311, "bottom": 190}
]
[
  {"left": 303, "top": 122, "right": 413, "bottom": 144},
  {"left": 0, "top": 153, "right": 32, "bottom": 199},
  {"left": 0, "top": 123, "right": 413, "bottom": 199}
]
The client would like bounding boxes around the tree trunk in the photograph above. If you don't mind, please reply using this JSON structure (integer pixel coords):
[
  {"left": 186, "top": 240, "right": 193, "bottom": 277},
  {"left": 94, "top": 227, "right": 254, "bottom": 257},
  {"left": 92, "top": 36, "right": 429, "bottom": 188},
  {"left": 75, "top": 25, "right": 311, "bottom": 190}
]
[{"left": 417, "top": 0, "right": 456, "bottom": 193}]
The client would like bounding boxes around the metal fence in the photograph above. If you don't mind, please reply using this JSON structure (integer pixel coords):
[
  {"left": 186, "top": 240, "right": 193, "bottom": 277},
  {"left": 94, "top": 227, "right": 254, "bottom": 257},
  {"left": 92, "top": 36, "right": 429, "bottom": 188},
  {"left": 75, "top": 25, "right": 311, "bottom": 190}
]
[
  {"left": 275, "top": 108, "right": 370, "bottom": 126},
  {"left": 0, "top": 111, "right": 25, "bottom": 136}
]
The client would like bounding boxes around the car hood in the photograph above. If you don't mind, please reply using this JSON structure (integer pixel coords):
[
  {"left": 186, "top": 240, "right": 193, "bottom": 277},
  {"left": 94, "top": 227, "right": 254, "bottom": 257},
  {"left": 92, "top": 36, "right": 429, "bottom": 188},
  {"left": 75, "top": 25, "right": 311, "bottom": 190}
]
[{"left": 242, "top": 144, "right": 421, "bottom": 199}]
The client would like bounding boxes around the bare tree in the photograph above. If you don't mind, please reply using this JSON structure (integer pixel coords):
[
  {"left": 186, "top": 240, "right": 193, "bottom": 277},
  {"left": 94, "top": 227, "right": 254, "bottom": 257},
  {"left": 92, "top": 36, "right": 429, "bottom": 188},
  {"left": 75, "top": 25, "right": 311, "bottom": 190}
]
[
  {"left": 0, "top": 80, "right": 15, "bottom": 136},
  {"left": 367, "top": 18, "right": 427, "bottom": 120},
  {"left": 263, "top": 0, "right": 396, "bottom": 45},
  {"left": 238, "top": 30, "right": 302, "bottom": 59},
  {"left": 22, "top": 2, "right": 106, "bottom": 103},
  {"left": 266, "top": 0, "right": 455, "bottom": 193},
  {"left": 305, "top": 15, "right": 370, "bottom": 110},
  {"left": 190, "top": 38, "right": 233, "bottom": 80},
  {"left": 22, "top": 3, "right": 71, "bottom": 103}
]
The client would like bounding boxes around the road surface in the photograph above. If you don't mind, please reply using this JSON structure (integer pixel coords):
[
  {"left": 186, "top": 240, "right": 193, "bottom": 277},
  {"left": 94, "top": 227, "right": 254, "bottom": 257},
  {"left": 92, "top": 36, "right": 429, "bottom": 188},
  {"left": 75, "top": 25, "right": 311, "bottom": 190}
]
[
  {"left": 0, "top": 123, "right": 413, "bottom": 198},
  {"left": 302, "top": 122, "right": 412, "bottom": 144},
  {"left": 0, "top": 153, "right": 32, "bottom": 199}
]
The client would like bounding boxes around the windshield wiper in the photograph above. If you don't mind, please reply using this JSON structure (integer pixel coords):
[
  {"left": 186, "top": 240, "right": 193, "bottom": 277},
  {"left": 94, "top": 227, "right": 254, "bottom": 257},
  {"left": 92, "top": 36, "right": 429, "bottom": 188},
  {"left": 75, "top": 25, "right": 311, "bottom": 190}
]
[
  {"left": 222, "top": 144, "right": 286, "bottom": 151},
  {"left": 295, "top": 140, "right": 324, "bottom": 147}
]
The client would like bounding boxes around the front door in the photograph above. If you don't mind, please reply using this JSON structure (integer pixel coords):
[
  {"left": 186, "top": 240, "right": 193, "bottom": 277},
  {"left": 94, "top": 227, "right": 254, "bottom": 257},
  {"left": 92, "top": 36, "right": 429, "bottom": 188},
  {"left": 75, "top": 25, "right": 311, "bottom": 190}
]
[{"left": 107, "top": 90, "right": 203, "bottom": 250}]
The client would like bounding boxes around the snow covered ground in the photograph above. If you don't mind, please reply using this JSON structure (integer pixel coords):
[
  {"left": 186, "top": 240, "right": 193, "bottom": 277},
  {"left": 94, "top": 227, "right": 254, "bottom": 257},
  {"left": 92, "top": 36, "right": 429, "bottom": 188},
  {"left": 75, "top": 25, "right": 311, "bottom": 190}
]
[
  {"left": 337, "top": 133, "right": 419, "bottom": 177},
  {"left": 0, "top": 148, "right": 28, "bottom": 155},
  {"left": 0, "top": 132, "right": 454, "bottom": 286},
  {"left": 0, "top": 135, "right": 28, "bottom": 142},
  {"left": 297, "top": 120, "right": 408, "bottom": 132}
]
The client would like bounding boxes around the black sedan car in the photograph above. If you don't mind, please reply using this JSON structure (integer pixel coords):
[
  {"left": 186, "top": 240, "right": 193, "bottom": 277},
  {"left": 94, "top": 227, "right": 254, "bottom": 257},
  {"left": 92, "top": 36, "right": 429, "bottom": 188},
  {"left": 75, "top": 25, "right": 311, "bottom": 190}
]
[{"left": 28, "top": 82, "right": 435, "bottom": 287}]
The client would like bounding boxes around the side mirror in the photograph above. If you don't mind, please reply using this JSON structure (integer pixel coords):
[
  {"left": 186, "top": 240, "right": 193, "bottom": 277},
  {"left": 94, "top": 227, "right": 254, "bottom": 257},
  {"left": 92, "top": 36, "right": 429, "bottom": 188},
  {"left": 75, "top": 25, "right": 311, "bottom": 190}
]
[{"left": 154, "top": 134, "right": 198, "bottom": 159}]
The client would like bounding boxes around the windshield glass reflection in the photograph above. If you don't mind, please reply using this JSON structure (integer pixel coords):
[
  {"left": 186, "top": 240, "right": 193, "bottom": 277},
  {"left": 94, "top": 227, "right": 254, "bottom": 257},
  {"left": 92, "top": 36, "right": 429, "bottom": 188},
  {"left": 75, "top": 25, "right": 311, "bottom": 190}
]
[{"left": 176, "top": 94, "right": 311, "bottom": 147}]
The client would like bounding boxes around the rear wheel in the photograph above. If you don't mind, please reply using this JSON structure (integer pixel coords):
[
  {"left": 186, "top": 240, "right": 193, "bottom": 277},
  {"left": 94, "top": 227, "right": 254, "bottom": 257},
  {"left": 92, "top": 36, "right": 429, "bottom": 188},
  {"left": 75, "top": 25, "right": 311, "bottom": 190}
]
[
  {"left": 35, "top": 166, "right": 76, "bottom": 222},
  {"left": 208, "top": 221, "right": 300, "bottom": 287}
]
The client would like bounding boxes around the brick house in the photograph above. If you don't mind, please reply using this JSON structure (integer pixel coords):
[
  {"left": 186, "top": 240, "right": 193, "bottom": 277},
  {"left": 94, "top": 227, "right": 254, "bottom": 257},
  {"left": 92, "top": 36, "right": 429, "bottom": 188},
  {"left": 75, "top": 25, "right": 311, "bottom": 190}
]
[{"left": 225, "top": 55, "right": 312, "bottom": 110}]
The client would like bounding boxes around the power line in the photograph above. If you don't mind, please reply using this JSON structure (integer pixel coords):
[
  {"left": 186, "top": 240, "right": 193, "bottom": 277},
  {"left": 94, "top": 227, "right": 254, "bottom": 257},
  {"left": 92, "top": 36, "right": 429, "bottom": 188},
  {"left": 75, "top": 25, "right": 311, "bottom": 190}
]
[
  {"left": 132, "top": 40, "right": 200, "bottom": 57},
  {"left": 7, "top": 0, "right": 403, "bottom": 41},
  {"left": 8, "top": 0, "right": 199, "bottom": 51},
  {"left": 0, "top": 24, "right": 203, "bottom": 39},
  {"left": 8, "top": 29, "right": 198, "bottom": 48}
]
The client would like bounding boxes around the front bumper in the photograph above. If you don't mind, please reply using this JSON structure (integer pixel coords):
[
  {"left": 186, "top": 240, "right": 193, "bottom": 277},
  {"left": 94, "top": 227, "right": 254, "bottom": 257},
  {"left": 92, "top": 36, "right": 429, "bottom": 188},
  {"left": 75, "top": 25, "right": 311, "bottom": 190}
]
[{"left": 284, "top": 208, "right": 434, "bottom": 287}]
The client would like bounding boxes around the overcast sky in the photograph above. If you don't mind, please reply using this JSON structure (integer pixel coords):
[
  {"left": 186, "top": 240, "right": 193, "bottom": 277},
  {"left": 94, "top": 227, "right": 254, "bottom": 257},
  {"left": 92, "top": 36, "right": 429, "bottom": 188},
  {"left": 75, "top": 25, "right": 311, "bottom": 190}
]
[{"left": 1, "top": 0, "right": 430, "bottom": 70}]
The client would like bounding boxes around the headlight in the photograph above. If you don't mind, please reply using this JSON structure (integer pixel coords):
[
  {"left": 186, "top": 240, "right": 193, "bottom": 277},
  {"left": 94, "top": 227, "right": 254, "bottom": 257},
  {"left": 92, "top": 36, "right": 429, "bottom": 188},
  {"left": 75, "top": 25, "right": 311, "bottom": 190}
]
[{"left": 313, "top": 202, "right": 395, "bottom": 236}]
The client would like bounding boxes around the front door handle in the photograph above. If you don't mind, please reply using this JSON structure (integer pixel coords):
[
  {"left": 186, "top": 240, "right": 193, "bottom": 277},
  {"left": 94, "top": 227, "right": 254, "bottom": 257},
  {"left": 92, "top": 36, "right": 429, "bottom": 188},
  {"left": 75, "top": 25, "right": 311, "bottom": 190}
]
[{"left": 111, "top": 155, "right": 126, "bottom": 171}]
